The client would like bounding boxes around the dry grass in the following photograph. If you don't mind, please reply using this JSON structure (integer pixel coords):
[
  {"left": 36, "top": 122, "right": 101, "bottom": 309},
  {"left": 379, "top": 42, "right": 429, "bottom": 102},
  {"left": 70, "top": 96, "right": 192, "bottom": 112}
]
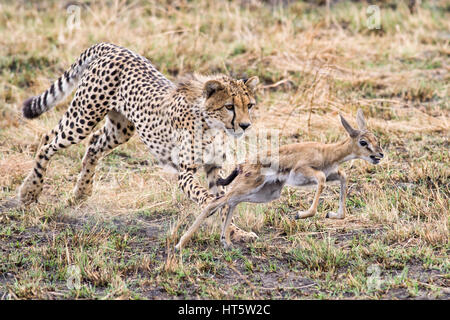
[{"left": 0, "top": 0, "right": 449, "bottom": 299}]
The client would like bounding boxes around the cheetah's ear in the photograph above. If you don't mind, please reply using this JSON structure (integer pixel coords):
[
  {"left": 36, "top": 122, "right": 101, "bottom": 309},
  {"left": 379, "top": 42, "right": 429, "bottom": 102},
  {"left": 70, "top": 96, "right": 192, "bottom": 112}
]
[
  {"left": 204, "top": 80, "right": 225, "bottom": 99},
  {"left": 244, "top": 76, "right": 259, "bottom": 91}
]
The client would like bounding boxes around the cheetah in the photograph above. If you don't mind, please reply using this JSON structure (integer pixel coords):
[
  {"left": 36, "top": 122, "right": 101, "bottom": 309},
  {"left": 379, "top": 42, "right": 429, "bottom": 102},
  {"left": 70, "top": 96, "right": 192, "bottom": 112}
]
[{"left": 18, "top": 42, "right": 260, "bottom": 242}]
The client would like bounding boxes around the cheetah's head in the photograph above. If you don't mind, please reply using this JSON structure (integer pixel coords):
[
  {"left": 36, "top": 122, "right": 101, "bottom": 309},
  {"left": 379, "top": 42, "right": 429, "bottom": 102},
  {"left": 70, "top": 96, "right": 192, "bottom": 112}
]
[{"left": 203, "top": 76, "right": 259, "bottom": 138}]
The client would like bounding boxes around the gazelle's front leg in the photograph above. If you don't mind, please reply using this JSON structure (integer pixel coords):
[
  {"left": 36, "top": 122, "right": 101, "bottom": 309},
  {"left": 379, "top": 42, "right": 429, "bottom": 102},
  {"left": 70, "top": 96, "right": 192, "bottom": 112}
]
[
  {"left": 295, "top": 167, "right": 326, "bottom": 219},
  {"left": 326, "top": 169, "right": 347, "bottom": 219},
  {"left": 220, "top": 204, "right": 237, "bottom": 249}
]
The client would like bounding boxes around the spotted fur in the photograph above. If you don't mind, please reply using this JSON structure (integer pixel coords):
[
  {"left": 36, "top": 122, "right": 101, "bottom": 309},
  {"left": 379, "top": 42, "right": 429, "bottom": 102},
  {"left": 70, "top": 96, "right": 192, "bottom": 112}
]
[{"left": 18, "top": 43, "right": 259, "bottom": 242}]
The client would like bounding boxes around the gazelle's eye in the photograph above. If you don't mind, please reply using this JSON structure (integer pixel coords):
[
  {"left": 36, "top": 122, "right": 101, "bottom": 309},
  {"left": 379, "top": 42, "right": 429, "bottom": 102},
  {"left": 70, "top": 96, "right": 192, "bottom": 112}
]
[
  {"left": 359, "top": 140, "right": 368, "bottom": 147},
  {"left": 225, "top": 104, "right": 234, "bottom": 111}
]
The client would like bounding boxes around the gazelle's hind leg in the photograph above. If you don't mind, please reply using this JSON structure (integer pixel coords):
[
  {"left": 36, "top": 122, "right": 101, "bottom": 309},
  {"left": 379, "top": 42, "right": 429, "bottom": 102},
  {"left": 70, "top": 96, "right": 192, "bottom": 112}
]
[
  {"left": 295, "top": 167, "right": 326, "bottom": 219},
  {"left": 73, "top": 110, "right": 135, "bottom": 200},
  {"left": 220, "top": 204, "right": 237, "bottom": 249},
  {"left": 204, "top": 165, "right": 257, "bottom": 243},
  {"left": 175, "top": 198, "right": 227, "bottom": 251},
  {"left": 18, "top": 95, "right": 106, "bottom": 205},
  {"left": 176, "top": 173, "right": 263, "bottom": 250},
  {"left": 326, "top": 169, "right": 347, "bottom": 219}
]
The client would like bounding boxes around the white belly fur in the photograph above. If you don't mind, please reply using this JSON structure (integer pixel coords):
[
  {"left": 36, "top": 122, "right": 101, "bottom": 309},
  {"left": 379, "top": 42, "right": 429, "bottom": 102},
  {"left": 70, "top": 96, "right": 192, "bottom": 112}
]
[
  {"left": 278, "top": 166, "right": 340, "bottom": 187},
  {"left": 285, "top": 172, "right": 315, "bottom": 186}
]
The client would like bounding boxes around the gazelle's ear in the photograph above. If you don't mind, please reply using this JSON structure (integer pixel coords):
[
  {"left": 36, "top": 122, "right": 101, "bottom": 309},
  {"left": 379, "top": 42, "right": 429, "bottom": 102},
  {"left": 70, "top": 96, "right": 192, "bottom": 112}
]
[
  {"left": 244, "top": 76, "right": 259, "bottom": 91},
  {"left": 204, "top": 80, "right": 225, "bottom": 99},
  {"left": 340, "top": 114, "right": 358, "bottom": 138},
  {"left": 356, "top": 108, "right": 367, "bottom": 131}
]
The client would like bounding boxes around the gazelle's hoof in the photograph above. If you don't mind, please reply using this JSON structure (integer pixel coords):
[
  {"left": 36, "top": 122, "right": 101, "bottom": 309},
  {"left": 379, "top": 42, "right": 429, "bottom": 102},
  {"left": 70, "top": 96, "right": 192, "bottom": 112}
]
[
  {"left": 295, "top": 210, "right": 314, "bottom": 219},
  {"left": 326, "top": 211, "right": 344, "bottom": 219}
]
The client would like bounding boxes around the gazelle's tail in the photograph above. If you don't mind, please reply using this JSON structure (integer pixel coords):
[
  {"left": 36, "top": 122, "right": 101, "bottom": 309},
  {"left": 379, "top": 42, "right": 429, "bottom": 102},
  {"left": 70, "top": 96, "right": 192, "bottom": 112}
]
[{"left": 216, "top": 166, "right": 241, "bottom": 186}]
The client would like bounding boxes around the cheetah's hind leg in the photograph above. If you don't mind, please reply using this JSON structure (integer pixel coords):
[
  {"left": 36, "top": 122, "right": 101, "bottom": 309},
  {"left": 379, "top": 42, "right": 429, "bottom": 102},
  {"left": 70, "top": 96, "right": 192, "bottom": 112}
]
[
  {"left": 19, "top": 95, "right": 105, "bottom": 205},
  {"left": 73, "top": 110, "right": 135, "bottom": 201}
]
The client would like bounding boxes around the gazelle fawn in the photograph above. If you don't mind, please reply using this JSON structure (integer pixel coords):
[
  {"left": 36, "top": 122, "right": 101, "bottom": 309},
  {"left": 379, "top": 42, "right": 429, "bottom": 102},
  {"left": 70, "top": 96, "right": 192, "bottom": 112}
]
[{"left": 175, "top": 109, "right": 384, "bottom": 250}]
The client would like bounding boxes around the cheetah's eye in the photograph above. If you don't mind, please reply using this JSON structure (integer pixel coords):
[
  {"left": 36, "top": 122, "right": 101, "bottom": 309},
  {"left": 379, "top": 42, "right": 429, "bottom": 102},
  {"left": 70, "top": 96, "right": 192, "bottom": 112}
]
[
  {"left": 359, "top": 140, "right": 368, "bottom": 147},
  {"left": 248, "top": 103, "right": 255, "bottom": 110},
  {"left": 225, "top": 104, "right": 234, "bottom": 111}
]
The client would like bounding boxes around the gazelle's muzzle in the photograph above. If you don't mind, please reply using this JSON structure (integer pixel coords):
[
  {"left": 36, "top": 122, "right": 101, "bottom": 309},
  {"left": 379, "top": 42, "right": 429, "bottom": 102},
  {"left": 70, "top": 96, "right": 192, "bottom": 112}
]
[{"left": 370, "top": 151, "right": 384, "bottom": 164}]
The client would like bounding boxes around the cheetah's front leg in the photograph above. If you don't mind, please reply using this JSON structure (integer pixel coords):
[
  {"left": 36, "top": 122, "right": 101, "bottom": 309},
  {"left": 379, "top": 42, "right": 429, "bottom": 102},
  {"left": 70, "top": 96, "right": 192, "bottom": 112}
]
[{"left": 178, "top": 168, "right": 216, "bottom": 207}]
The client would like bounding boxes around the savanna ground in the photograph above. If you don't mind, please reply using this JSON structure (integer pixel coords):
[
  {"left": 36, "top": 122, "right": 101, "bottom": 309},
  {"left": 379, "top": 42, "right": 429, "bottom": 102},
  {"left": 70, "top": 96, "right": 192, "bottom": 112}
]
[{"left": 0, "top": 0, "right": 448, "bottom": 300}]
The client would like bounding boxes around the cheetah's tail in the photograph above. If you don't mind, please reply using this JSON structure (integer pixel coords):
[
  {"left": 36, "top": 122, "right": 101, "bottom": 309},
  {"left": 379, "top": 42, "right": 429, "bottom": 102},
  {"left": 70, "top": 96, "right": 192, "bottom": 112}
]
[{"left": 22, "top": 43, "right": 114, "bottom": 119}]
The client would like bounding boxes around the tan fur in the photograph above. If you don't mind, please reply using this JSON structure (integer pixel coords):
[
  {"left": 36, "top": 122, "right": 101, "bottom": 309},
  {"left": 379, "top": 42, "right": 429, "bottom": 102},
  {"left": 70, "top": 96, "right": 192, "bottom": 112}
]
[{"left": 175, "top": 109, "right": 384, "bottom": 250}]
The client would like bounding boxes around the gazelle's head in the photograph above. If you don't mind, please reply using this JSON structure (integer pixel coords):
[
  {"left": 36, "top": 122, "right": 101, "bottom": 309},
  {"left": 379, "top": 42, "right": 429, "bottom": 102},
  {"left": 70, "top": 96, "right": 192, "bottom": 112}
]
[{"left": 340, "top": 109, "right": 384, "bottom": 165}]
